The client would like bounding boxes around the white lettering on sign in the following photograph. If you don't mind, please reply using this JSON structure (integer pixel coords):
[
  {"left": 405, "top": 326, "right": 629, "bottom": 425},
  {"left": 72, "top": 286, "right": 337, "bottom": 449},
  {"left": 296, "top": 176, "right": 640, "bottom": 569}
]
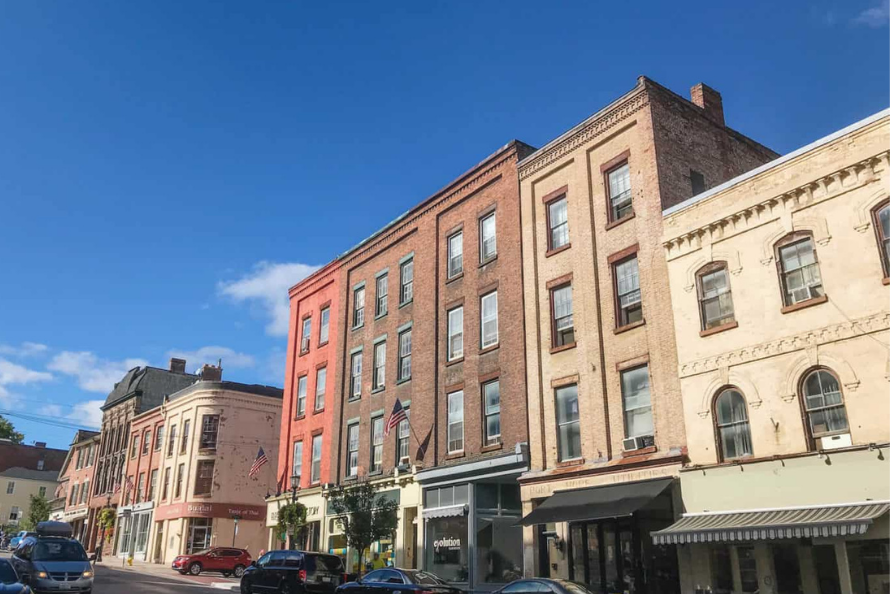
[{"left": 433, "top": 537, "right": 461, "bottom": 552}]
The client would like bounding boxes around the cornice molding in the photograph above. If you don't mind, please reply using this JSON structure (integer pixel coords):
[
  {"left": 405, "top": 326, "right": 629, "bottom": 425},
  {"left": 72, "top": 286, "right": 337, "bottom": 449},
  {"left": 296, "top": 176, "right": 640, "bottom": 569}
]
[
  {"left": 519, "top": 89, "right": 649, "bottom": 181},
  {"left": 679, "top": 311, "right": 890, "bottom": 378},
  {"left": 664, "top": 151, "right": 890, "bottom": 259}
]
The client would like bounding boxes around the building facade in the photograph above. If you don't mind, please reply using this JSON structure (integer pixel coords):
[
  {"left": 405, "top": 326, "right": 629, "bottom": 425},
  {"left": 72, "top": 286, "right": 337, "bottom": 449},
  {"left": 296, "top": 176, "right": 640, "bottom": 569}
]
[
  {"left": 52, "top": 430, "right": 100, "bottom": 542},
  {"left": 516, "top": 77, "right": 778, "bottom": 593},
  {"left": 134, "top": 372, "right": 283, "bottom": 565},
  {"left": 657, "top": 110, "right": 890, "bottom": 593},
  {"left": 0, "top": 441, "right": 67, "bottom": 530},
  {"left": 265, "top": 259, "right": 343, "bottom": 553}
]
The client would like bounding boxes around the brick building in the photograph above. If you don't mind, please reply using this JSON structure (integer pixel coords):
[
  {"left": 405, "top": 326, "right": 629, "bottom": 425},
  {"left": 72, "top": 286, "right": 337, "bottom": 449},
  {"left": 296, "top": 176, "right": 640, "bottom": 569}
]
[
  {"left": 515, "top": 77, "right": 777, "bottom": 592},
  {"left": 657, "top": 110, "right": 889, "bottom": 593},
  {"left": 50, "top": 430, "right": 100, "bottom": 542},
  {"left": 0, "top": 440, "right": 67, "bottom": 529}
]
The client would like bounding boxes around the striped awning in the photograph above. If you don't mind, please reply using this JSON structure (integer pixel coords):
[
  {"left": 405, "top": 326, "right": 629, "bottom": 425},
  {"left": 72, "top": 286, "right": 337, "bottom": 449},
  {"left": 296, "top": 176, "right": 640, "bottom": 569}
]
[
  {"left": 652, "top": 501, "right": 890, "bottom": 545},
  {"left": 423, "top": 504, "right": 468, "bottom": 520}
]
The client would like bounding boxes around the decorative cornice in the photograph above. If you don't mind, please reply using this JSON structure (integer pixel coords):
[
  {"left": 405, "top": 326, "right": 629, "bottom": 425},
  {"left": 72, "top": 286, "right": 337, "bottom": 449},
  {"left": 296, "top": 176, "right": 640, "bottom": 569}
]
[
  {"left": 519, "top": 89, "right": 650, "bottom": 181},
  {"left": 664, "top": 151, "right": 890, "bottom": 259},
  {"left": 679, "top": 311, "right": 890, "bottom": 378}
]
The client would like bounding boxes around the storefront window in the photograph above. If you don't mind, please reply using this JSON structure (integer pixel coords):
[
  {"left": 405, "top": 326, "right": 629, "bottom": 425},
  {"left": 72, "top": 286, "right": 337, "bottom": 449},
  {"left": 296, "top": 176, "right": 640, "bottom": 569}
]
[
  {"left": 426, "top": 516, "right": 468, "bottom": 582},
  {"left": 117, "top": 516, "right": 132, "bottom": 556},
  {"left": 847, "top": 540, "right": 890, "bottom": 593},
  {"left": 737, "top": 545, "right": 758, "bottom": 592},
  {"left": 134, "top": 513, "right": 151, "bottom": 554},
  {"left": 475, "top": 484, "right": 522, "bottom": 584},
  {"left": 187, "top": 518, "right": 212, "bottom": 553},
  {"left": 771, "top": 544, "right": 802, "bottom": 593},
  {"left": 710, "top": 545, "right": 732, "bottom": 592}
]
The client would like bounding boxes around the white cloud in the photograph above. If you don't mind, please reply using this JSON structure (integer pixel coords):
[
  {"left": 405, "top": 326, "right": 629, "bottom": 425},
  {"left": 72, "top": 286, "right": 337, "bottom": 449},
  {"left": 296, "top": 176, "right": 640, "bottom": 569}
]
[
  {"left": 218, "top": 262, "right": 320, "bottom": 336},
  {"left": 852, "top": 0, "right": 889, "bottom": 26},
  {"left": 167, "top": 346, "right": 256, "bottom": 372},
  {"left": 38, "top": 400, "right": 103, "bottom": 429},
  {"left": 48, "top": 351, "right": 150, "bottom": 394},
  {"left": 0, "top": 342, "right": 49, "bottom": 357},
  {"left": 0, "top": 358, "right": 53, "bottom": 385}
]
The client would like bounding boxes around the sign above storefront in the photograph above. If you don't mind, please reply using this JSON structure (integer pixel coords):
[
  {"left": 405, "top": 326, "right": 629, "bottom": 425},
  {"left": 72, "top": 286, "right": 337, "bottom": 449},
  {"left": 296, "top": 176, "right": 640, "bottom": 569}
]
[{"left": 154, "top": 502, "right": 265, "bottom": 522}]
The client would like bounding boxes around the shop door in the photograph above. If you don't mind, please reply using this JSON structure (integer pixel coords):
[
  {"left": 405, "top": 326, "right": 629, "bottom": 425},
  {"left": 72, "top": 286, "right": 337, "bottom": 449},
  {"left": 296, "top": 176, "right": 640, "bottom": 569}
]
[
  {"left": 153, "top": 522, "right": 164, "bottom": 563},
  {"left": 568, "top": 520, "right": 637, "bottom": 594},
  {"left": 188, "top": 519, "right": 213, "bottom": 553}
]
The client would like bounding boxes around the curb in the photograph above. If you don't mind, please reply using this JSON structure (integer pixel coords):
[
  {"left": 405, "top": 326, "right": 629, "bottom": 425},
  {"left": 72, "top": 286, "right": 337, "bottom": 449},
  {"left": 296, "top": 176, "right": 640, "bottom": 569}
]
[{"left": 211, "top": 583, "right": 239, "bottom": 591}]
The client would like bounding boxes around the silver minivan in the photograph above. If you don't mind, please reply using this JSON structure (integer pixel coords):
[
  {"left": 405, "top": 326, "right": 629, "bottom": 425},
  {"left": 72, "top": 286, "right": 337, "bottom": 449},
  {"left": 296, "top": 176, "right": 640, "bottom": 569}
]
[{"left": 11, "top": 522, "right": 94, "bottom": 594}]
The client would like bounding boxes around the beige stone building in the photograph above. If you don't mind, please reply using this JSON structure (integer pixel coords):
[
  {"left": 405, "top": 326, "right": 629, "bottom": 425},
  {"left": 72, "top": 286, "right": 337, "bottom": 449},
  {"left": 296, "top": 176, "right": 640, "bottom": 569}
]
[
  {"left": 658, "top": 110, "right": 890, "bottom": 593},
  {"left": 517, "top": 76, "right": 777, "bottom": 592}
]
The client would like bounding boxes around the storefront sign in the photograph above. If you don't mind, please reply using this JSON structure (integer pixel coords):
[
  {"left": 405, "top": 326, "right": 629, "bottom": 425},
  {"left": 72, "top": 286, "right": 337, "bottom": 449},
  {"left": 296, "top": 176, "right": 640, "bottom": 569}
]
[
  {"left": 63, "top": 508, "right": 89, "bottom": 522},
  {"left": 154, "top": 501, "right": 265, "bottom": 521},
  {"left": 433, "top": 536, "right": 461, "bottom": 552},
  {"left": 524, "top": 466, "right": 679, "bottom": 498}
]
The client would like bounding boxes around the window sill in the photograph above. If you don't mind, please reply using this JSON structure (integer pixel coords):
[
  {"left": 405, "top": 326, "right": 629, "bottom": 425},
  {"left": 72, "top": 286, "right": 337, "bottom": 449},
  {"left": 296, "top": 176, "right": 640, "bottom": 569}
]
[
  {"left": 550, "top": 342, "right": 577, "bottom": 355},
  {"left": 781, "top": 294, "right": 828, "bottom": 314},
  {"left": 312, "top": 407, "right": 325, "bottom": 415},
  {"left": 351, "top": 324, "right": 364, "bottom": 332},
  {"left": 343, "top": 475, "right": 357, "bottom": 483},
  {"left": 479, "top": 255, "right": 498, "bottom": 268},
  {"left": 605, "top": 212, "right": 635, "bottom": 231},
  {"left": 446, "top": 273, "right": 464, "bottom": 285},
  {"left": 699, "top": 321, "right": 738, "bottom": 337},
  {"left": 481, "top": 442, "right": 503, "bottom": 453},
  {"left": 556, "top": 457, "right": 584, "bottom": 468},
  {"left": 396, "top": 377, "right": 412, "bottom": 386},
  {"left": 371, "top": 387, "right": 385, "bottom": 395},
  {"left": 446, "top": 356, "right": 464, "bottom": 367},
  {"left": 299, "top": 350, "right": 310, "bottom": 357},
  {"left": 545, "top": 244, "right": 571, "bottom": 258},
  {"left": 375, "top": 312, "right": 388, "bottom": 321},
  {"left": 445, "top": 451, "right": 465, "bottom": 461},
  {"left": 198, "top": 447, "right": 217, "bottom": 454},
  {"left": 479, "top": 343, "right": 500, "bottom": 356},
  {"left": 399, "top": 300, "right": 413, "bottom": 309},
  {"left": 621, "top": 445, "right": 657, "bottom": 458},
  {"left": 368, "top": 470, "right": 383, "bottom": 477},
  {"left": 295, "top": 415, "right": 306, "bottom": 421},
  {"left": 883, "top": 277, "right": 889, "bottom": 286},
  {"left": 347, "top": 397, "right": 361, "bottom": 403},
  {"left": 614, "top": 318, "right": 646, "bottom": 335},
  {"left": 318, "top": 340, "right": 329, "bottom": 348}
]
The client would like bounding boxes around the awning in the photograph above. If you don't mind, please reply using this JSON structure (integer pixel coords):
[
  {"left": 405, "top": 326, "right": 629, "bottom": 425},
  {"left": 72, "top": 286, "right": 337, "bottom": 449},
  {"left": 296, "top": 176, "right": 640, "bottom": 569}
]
[
  {"left": 423, "top": 504, "right": 468, "bottom": 520},
  {"left": 519, "top": 477, "right": 673, "bottom": 526},
  {"left": 652, "top": 501, "right": 890, "bottom": 545}
]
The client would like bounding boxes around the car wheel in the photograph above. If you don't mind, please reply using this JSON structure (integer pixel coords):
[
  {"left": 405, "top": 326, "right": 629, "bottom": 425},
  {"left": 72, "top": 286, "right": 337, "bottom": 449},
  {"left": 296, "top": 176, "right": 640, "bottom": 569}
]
[
  {"left": 233, "top": 564, "right": 246, "bottom": 578},
  {"left": 188, "top": 562, "right": 203, "bottom": 575}
]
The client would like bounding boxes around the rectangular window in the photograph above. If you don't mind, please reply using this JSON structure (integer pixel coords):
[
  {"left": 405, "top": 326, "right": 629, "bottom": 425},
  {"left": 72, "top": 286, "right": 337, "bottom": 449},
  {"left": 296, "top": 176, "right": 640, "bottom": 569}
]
[
  {"left": 310, "top": 435, "right": 322, "bottom": 484},
  {"left": 448, "top": 232, "right": 463, "bottom": 278},
  {"left": 200, "top": 415, "right": 219, "bottom": 450},
  {"left": 551, "top": 284, "right": 574, "bottom": 347},
  {"left": 350, "top": 351, "right": 363, "bottom": 399},
  {"left": 167, "top": 424, "right": 177, "bottom": 457},
  {"left": 480, "top": 212, "right": 497, "bottom": 262},
  {"left": 194, "top": 460, "right": 214, "bottom": 496},
  {"left": 137, "top": 472, "right": 145, "bottom": 503},
  {"left": 155, "top": 426, "right": 164, "bottom": 451},
  {"left": 607, "top": 162, "right": 632, "bottom": 221},
  {"left": 778, "top": 237, "right": 824, "bottom": 306},
  {"left": 397, "top": 409, "right": 410, "bottom": 463},
  {"left": 447, "top": 306, "right": 464, "bottom": 361},
  {"left": 373, "top": 342, "right": 386, "bottom": 390},
  {"left": 371, "top": 417, "right": 384, "bottom": 473},
  {"left": 5, "top": 481, "right": 13, "bottom": 495},
  {"left": 142, "top": 430, "right": 150, "bottom": 456},
  {"left": 69, "top": 484, "right": 78, "bottom": 505},
  {"left": 398, "top": 329, "right": 412, "bottom": 381},
  {"left": 319, "top": 307, "right": 330, "bottom": 345},
  {"left": 400, "top": 259, "right": 414, "bottom": 304},
  {"left": 162, "top": 468, "right": 170, "bottom": 500},
  {"left": 315, "top": 367, "right": 326, "bottom": 411},
  {"left": 480, "top": 291, "right": 498, "bottom": 348},
  {"left": 699, "top": 265, "right": 735, "bottom": 330},
  {"left": 690, "top": 169, "right": 706, "bottom": 196},
  {"left": 301, "top": 316, "right": 312, "bottom": 353},
  {"left": 614, "top": 255, "right": 642, "bottom": 327},
  {"left": 175, "top": 464, "right": 185, "bottom": 498},
  {"left": 148, "top": 469, "right": 158, "bottom": 502},
  {"left": 181, "top": 419, "right": 191, "bottom": 454},
  {"left": 296, "top": 375, "right": 308, "bottom": 417},
  {"left": 376, "top": 274, "right": 388, "bottom": 317},
  {"left": 131, "top": 435, "right": 139, "bottom": 458},
  {"left": 347, "top": 424, "right": 360, "bottom": 477},
  {"left": 76, "top": 449, "right": 83, "bottom": 469},
  {"left": 447, "top": 390, "right": 464, "bottom": 453},
  {"left": 483, "top": 380, "right": 501, "bottom": 446},
  {"left": 548, "top": 196, "right": 569, "bottom": 250},
  {"left": 9, "top": 506, "right": 19, "bottom": 521},
  {"left": 621, "top": 364, "right": 653, "bottom": 439},
  {"left": 353, "top": 286, "right": 365, "bottom": 328},
  {"left": 292, "top": 441, "right": 303, "bottom": 482},
  {"left": 555, "top": 384, "right": 581, "bottom": 461},
  {"left": 79, "top": 482, "right": 88, "bottom": 504}
]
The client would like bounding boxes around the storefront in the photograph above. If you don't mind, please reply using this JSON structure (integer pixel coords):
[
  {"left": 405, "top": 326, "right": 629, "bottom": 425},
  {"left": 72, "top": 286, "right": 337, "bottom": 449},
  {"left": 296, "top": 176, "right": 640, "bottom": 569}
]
[
  {"left": 652, "top": 446, "right": 890, "bottom": 594},
  {"left": 265, "top": 487, "right": 326, "bottom": 552},
  {"left": 115, "top": 501, "right": 155, "bottom": 561},
  {"left": 417, "top": 449, "right": 528, "bottom": 592},
  {"left": 153, "top": 501, "right": 267, "bottom": 563},
  {"left": 62, "top": 508, "right": 90, "bottom": 544}
]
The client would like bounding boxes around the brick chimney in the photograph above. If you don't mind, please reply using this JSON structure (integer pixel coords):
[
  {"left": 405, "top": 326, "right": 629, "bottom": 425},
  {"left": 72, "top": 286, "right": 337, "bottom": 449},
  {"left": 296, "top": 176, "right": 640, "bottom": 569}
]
[
  {"left": 200, "top": 363, "right": 223, "bottom": 382},
  {"left": 169, "top": 358, "right": 187, "bottom": 374},
  {"left": 690, "top": 83, "right": 724, "bottom": 127}
]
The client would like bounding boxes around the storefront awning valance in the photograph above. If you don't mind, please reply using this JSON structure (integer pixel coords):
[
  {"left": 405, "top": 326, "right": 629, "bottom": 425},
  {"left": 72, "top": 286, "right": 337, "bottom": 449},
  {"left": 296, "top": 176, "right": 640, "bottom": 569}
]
[
  {"left": 423, "top": 504, "right": 468, "bottom": 520},
  {"left": 651, "top": 501, "right": 890, "bottom": 545},
  {"left": 519, "top": 477, "right": 673, "bottom": 526}
]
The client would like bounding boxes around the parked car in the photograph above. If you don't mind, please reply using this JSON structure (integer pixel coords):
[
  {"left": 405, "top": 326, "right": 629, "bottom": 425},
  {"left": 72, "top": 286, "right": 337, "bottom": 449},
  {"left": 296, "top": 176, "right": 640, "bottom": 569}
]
[
  {"left": 172, "top": 547, "right": 251, "bottom": 577},
  {"left": 0, "top": 559, "right": 31, "bottom": 594},
  {"left": 240, "top": 550, "right": 345, "bottom": 594},
  {"left": 10, "top": 522, "right": 94, "bottom": 594},
  {"left": 6, "top": 533, "right": 35, "bottom": 552},
  {"left": 492, "top": 579, "right": 595, "bottom": 594},
  {"left": 337, "top": 568, "right": 461, "bottom": 594}
]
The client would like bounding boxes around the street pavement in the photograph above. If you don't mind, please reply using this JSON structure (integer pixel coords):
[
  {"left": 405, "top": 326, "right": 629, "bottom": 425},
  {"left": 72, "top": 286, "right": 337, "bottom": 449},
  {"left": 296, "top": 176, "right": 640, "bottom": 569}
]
[{"left": 93, "top": 563, "right": 236, "bottom": 593}]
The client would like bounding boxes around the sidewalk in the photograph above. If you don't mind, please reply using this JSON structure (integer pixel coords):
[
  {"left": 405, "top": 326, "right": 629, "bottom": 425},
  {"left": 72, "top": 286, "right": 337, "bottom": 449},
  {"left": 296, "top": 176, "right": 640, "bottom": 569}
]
[{"left": 95, "top": 556, "right": 239, "bottom": 590}]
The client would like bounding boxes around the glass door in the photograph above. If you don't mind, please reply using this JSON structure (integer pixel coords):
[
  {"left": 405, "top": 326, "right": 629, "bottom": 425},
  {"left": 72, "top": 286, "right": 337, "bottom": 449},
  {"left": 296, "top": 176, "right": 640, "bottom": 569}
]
[{"left": 187, "top": 518, "right": 212, "bottom": 553}]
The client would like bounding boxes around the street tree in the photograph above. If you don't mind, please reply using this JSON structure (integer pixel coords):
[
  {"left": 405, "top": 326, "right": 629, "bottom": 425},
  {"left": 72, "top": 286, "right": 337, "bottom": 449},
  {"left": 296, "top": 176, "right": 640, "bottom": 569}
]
[
  {"left": 0, "top": 416, "right": 23, "bottom": 444},
  {"left": 327, "top": 479, "right": 398, "bottom": 576},
  {"left": 276, "top": 501, "right": 307, "bottom": 548},
  {"left": 24, "top": 494, "right": 51, "bottom": 530}
]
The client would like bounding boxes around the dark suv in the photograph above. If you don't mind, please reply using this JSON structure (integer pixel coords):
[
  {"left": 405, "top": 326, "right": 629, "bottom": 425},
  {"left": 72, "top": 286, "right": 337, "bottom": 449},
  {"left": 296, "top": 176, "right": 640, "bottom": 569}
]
[{"left": 240, "top": 550, "right": 345, "bottom": 594}]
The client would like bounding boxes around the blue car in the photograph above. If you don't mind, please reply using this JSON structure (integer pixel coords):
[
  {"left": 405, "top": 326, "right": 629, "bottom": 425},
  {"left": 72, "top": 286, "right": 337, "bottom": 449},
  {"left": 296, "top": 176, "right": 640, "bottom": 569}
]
[
  {"left": 0, "top": 558, "right": 30, "bottom": 593},
  {"left": 6, "top": 533, "right": 34, "bottom": 552}
]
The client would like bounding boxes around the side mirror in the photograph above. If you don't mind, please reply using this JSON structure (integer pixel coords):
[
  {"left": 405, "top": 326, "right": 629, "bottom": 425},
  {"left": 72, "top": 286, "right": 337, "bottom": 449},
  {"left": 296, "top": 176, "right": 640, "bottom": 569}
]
[{"left": 250, "top": 560, "right": 257, "bottom": 567}]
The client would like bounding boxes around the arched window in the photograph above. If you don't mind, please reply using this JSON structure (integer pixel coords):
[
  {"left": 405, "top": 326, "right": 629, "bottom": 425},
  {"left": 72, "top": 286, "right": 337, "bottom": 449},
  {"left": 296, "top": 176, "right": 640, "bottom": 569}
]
[
  {"left": 873, "top": 200, "right": 890, "bottom": 278},
  {"left": 801, "top": 369, "right": 849, "bottom": 444},
  {"left": 696, "top": 262, "right": 735, "bottom": 331},
  {"left": 775, "top": 233, "right": 824, "bottom": 307},
  {"left": 714, "top": 388, "right": 752, "bottom": 461}
]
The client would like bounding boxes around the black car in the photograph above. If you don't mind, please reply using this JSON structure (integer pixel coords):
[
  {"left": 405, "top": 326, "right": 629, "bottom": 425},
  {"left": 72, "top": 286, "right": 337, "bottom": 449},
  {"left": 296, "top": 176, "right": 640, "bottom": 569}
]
[
  {"left": 337, "top": 569, "right": 461, "bottom": 594},
  {"left": 492, "top": 579, "right": 594, "bottom": 594},
  {"left": 0, "top": 559, "right": 30, "bottom": 594},
  {"left": 240, "top": 550, "right": 345, "bottom": 594}
]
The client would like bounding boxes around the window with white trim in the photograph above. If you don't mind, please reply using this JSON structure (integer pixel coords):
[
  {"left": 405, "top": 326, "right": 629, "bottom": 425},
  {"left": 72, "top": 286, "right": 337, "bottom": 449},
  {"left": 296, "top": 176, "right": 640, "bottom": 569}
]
[
  {"left": 621, "top": 364, "right": 652, "bottom": 439},
  {"left": 447, "top": 390, "right": 464, "bottom": 453},
  {"left": 301, "top": 316, "right": 311, "bottom": 353},
  {"left": 777, "top": 235, "right": 823, "bottom": 306},
  {"left": 483, "top": 380, "right": 501, "bottom": 446},
  {"left": 310, "top": 435, "right": 322, "bottom": 484},
  {"left": 614, "top": 255, "right": 642, "bottom": 327},
  {"left": 551, "top": 284, "right": 574, "bottom": 347},
  {"left": 555, "top": 384, "right": 580, "bottom": 461},
  {"left": 315, "top": 367, "right": 326, "bottom": 411},
  {"left": 448, "top": 232, "right": 463, "bottom": 279},
  {"left": 548, "top": 197, "right": 569, "bottom": 250},
  {"left": 480, "top": 212, "right": 497, "bottom": 262},
  {"left": 400, "top": 259, "right": 414, "bottom": 305},
  {"left": 447, "top": 307, "right": 463, "bottom": 361},
  {"left": 398, "top": 329, "right": 412, "bottom": 381},
  {"left": 347, "top": 424, "right": 360, "bottom": 477},
  {"left": 607, "top": 162, "right": 632, "bottom": 222},
  {"left": 319, "top": 307, "right": 330, "bottom": 344},
  {"left": 350, "top": 352, "right": 362, "bottom": 399},
  {"left": 376, "top": 274, "right": 388, "bottom": 317},
  {"left": 353, "top": 286, "right": 365, "bottom": 328},
  {"left": 292, "top": 441, "right": 303, "bottom": 483},
  {"left": 373, "top": 342, "right": 386, "bottom": 390},
  {"left": 296, "top": 375, "right": 308, "bottom": 417},
  {"left": 480, "top": 291, "right": 498, "bottom": 349},
  {"left": 371, "top": 417, "right": 384, "bottom": 473}
]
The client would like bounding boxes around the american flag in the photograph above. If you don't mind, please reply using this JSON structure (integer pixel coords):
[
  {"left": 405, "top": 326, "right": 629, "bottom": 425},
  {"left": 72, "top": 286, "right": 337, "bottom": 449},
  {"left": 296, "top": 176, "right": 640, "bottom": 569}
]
[
  {"left": 249, "top": 447, "right": 268, "bottom": 478},
  {"left": 384, "top": 399, "right": 408, "bottom": 437},
  {"left": 114, "top": 475, "right": 134, "bottom": 495}
]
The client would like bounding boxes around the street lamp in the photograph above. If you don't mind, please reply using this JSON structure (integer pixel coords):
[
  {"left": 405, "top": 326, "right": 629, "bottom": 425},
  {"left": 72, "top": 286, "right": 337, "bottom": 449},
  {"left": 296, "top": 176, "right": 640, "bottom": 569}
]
[{"left": 288, "top": 474, "right": 300, "bottom": 550}]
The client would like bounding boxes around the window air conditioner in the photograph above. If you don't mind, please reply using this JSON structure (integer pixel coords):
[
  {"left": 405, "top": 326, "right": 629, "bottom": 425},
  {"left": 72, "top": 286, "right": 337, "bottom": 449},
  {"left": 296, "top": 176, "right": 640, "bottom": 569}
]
[
  {"left": 623, "top": 435, "right": 654, "bottom": 452},
  {"left": 820, "top": 433, "right": 852, "bottom": 450}
]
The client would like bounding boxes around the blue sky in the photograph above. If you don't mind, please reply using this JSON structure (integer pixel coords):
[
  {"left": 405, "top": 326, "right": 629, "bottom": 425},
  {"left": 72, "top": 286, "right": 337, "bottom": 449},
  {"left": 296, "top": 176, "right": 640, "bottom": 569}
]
[{"left": 0, "top": 0, "right": 887, "bottom": 449}]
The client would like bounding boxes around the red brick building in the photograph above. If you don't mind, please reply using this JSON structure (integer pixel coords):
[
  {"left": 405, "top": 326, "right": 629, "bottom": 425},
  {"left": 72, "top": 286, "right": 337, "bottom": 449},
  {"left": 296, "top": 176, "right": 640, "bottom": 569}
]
[{"left": 51, "top": 430, "right": 100, "bottom": 543}]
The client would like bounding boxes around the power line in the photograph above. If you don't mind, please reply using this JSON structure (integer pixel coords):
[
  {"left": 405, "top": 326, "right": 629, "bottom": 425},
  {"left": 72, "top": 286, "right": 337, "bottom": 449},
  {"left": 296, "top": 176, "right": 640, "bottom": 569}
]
[{"left": 0, "top": 409, "right": 99, "bottom": 432}]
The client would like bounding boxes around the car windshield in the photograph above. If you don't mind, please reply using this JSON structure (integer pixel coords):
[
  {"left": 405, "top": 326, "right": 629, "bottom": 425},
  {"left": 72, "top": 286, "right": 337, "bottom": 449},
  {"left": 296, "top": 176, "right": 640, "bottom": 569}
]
[
  {"left": 404, "top": 570, "right": 447, "bottom": 585},
  {"left": 0, "top": 561, "right": 17, "bottom": 585},
  {"left": 32, "top": 541, "right": 88, "bottom": 562}
]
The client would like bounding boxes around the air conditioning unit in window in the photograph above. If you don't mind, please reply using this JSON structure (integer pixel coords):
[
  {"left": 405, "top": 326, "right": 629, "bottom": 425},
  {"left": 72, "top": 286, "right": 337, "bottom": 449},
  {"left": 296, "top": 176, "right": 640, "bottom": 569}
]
[
  {"left": 820, "top": 433, "right": 852, "bottom": 450},
  {"left": 623, "top": 435, "right": 655, "bottom": 452}
]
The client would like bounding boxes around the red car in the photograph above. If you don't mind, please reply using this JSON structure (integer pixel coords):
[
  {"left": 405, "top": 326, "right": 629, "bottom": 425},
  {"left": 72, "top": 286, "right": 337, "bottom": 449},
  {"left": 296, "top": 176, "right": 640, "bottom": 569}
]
[{"left": 171, "top": 547, "right": 251, "bottom": 577}]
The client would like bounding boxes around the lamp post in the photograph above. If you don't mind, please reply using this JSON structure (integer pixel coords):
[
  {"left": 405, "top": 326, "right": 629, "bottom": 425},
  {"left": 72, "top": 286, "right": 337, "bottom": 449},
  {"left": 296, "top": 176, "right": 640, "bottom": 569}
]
[{"left": 287, "top": 474, "right": 300, "bottom": 550}]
